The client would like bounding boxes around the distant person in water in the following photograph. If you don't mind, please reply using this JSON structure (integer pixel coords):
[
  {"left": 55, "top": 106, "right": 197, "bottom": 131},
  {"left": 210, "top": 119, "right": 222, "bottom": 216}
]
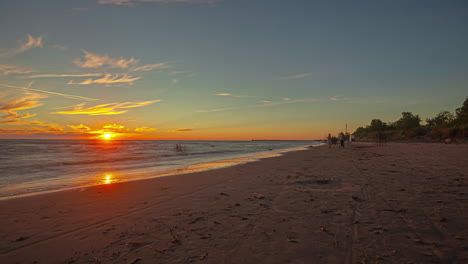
[
  {"left": 338, "top": 132, "right": 345, "bottom": 148},
  {"left": 327, "top": 134, "right": 332, "bottom": 148}
]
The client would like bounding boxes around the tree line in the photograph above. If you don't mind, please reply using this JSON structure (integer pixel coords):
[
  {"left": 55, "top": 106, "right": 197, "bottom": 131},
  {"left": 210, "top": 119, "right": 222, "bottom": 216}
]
[{"left": 354, "top": 97, "right": 468, "bottom": 141}]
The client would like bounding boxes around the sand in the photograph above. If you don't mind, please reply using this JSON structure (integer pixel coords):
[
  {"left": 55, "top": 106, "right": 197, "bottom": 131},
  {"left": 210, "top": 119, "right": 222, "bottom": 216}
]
[{"left": 0, "top": 142, "right": 467, "bottom": 264}]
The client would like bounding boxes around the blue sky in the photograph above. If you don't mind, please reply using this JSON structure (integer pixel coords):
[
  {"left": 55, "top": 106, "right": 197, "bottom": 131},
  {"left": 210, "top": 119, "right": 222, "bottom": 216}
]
[{"left": 0, "top": 0, "right": 467, "bottom": 139}]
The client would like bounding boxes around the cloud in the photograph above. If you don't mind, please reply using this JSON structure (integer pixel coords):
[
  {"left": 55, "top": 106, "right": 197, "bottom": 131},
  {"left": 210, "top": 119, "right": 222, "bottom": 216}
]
[
  {"left": 1, "top": 112, "right": 37, "bottom": 124},
  {"left": 214, "top": 93, "right": 255, "bottom": 98},
  {"left": 171, "top": 79, "right": 179, "bottom": 85},
  {"left": 26, "top": 73, "right": 103, "bottom": 78},
  {"left": 52, "top": 100, "right": 160, "bottom": 115},
  {"left": 0, "top": 93, "right": 45, "bottom": 124},
  {"left": 282, "top": 98, "right": 292, "bottom": 101},
  {"left": 98, "top": 0, "right": 217, "bottom": 5},
  {"left": 0, "top": 64, "right": 35, "bottom": 75},
  {"left": 68, "top": 124, "right": 91, "bottom": 131},
  {"left": 135, "top": 126, "right": 157, "bottom": 132},
  {"left": 0, "top": 35, "right": 43, "bottom": 58},
  {"left": 169, "top": 128, "right": 193, "bottom": 132},
  {"left": 259, "top": 101, "right": 271, "bottom": 103},
  {"left": 68, "top": 74, "right": 141, "bottom": 85},
  {"left": 36, "top": 123, "right": 63, "bottom": 132},
  {"left": 103, "top": 124, "right": 126, "bottom": 132},
  {"left": 0, "top": 92, "right": 45, "bottom": 112},
  {"left": 0, "top": 82, "right": 99, "bottom": 101},
  {"left": 131, "top": 62, "right": 171, "bottom": 72},
  {"left": 280, "top": 73, "right": 311, "bottom": 80},
  {"left": 73, "top": 50, "right": 139, "bottom": 69},
  {"left": 329, "top": 96, "right": 351, "bottom": 101}
]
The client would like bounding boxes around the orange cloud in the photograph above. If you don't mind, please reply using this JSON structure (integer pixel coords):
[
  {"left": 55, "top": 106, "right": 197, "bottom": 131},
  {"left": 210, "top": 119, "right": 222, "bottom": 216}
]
[
  {"left": 68, "top": 124, "right": 91, "bottom": 132},
  {"left": 1, "top": 112, "right": 36, "bottom": 124},
  {"left": 0, "top": 92, "right": 45, "bottom": 112},
  {"left": 214, "top": 93, "right": 255, "bottom": 98},
  {"left": 0, "top": 93, "right": 45, "bottom": 124},
  {"left": 0, "top": 64, "right": 35, "bottom": 75},
  {"left": 131, "top": 62, "right": 171, "bottom": 72},
  {"left": 135, "top": 126, "right": 157, "bottom": 132},
  {"left": 0, "top": 82, "right": 98, "bottom": 101},
  {"left": 52, "top": 100, "right": 160, "bottom": 115},
  {"left": 73, "top": 50, "right": 139, "bottom": 69},
  {"left": 102, "top": 124, "right": 126, "bottom": 132},
  {"left": 0, "top": 35, "right": 43, "bottom": 58},
  {"left": 169, "top": 128, "right": 193, "bottom": 132},
  {"left": 68, "top": 74, "right": 141, "bottom": 85},
  {"left": 26, "top": 73, "right": 103, "bottom": 78}
]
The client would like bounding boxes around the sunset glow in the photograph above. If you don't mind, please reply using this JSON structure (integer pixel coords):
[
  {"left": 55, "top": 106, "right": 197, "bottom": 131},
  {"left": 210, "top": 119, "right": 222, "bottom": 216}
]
[
  {"left": 102, "top": 133, "right": 113, "bottom": 140},
  {"left": 0, "top": 1, "right": 467, "bottom": 140}
]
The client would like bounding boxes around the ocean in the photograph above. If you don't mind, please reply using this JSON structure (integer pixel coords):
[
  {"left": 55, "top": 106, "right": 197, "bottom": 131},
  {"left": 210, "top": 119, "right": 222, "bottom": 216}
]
[{"left": 0, "top": 139, "right": 321, "bottom": 200}]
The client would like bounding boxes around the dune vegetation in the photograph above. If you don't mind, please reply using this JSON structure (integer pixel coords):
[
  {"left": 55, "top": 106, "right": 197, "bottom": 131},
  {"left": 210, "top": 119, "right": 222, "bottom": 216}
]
[{"left": 354, "top": 97, "right": 468, "bottom": 142}]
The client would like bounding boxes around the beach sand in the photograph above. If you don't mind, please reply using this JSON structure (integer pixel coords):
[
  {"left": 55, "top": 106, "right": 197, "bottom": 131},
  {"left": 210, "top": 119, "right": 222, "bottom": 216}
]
[{"left": 0, "top": 142, "right": 467, "bottom": 263}]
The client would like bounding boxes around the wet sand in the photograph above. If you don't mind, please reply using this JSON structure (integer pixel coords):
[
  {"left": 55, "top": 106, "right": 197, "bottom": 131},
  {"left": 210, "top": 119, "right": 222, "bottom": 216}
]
[{"left": 0, "top": 142, "right": 467, "bottom": 263}]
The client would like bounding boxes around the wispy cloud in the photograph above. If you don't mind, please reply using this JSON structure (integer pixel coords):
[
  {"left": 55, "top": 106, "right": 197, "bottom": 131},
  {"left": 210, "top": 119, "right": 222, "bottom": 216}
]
[
  {"left": 329, "top": 96, "right": 351, "bottom": 101},
  {"left": 0, "top": 83, "right": 98, "bottom": 101},
  {"left": 68, "top": 124, "right": 91, "bottom": 132},
  {"left": 0, "top": 93, "right": 45, "bottom": 112},
  {"left": 0, "top": 35, "right": 43, "bottom": 58},
  {"left": 214, "top": 93, "right": 255, "bottom": 98},
  {"left": 280, "top": 73, "right": 312, "bottom": 80},
  {"left": 0, "top": 93, "right": 44, "bottom": 124},
  {"left": 0, "top": 64, "right": 35, "bottom": 75},
  {"left": 33, "top": 123, "right": 64, "bottom": 132},
  {"left": 169, "top": 128, "right": 193, "bottom": 132},
  {"left": 73, "top": 50, "right": 139, "bottom": 69},
  {"left": 1, "top": 112, "right": 37, "bottom": 124},
  {"left": 98, "top": 0, "right": 217, "bottom": 6},
  {"left": 135, "top": 126, "right": 157, "bottom": 132},
  {"left": 197, "top": 97, "right": 321, "bottom": 113},
  {"left": 26, "top": 73, "right": 103, "bottom": 78},
  {"left": 131, "top": 62, "right": 171, "bottom": 72},
  {"left": 67, "top": 74, "right": 141, "bottom": 85},
  {"left": 52, "top": 100, "right": 160, "bottom": 115}
]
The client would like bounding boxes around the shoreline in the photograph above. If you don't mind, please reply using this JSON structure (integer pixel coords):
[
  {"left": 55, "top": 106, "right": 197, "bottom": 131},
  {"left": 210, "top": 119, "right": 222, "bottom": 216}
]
[
  {"left": 0, "top": 144, "right": 320, "bottom": 201},
  {"left": 1, "top": 142, "right": 467, "bottom": 263}
]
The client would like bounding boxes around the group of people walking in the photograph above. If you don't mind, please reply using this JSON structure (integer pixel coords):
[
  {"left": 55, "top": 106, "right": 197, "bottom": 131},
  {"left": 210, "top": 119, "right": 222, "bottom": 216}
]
[{"left": 327, "top": 132, "right": 353, "bottom": 148}]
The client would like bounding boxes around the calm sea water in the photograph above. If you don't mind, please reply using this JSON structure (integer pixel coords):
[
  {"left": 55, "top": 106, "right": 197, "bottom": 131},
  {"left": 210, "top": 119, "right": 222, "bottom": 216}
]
[{"left": 0, "top": 139, "right": 321, "bottom": 199}]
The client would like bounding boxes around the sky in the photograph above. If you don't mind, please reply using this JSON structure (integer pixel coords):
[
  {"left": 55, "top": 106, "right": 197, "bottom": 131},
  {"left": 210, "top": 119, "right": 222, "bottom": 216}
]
[{"left": 0, "top": 0, "right": 467, "bottom": 140}]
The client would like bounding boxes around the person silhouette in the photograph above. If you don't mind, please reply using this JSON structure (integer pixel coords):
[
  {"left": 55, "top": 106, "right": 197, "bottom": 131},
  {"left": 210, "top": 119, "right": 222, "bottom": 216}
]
[{"left": 338, "top": 132, "right": 345, "bottom": 148}]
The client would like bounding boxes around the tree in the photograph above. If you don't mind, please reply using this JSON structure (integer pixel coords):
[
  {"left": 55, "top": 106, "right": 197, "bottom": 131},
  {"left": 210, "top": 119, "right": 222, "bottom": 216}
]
[
  {"left": 394, "top": 112, "right": 421, "bottom": 131},
  {"left": 426, "top": 111, "right": 454, "bottom": 128},
  {"left": 368, "top": 119, "right": 387, "bottom": 131},
  {"left": 454, "top": 97, "right": 468, "bottom": 125}
]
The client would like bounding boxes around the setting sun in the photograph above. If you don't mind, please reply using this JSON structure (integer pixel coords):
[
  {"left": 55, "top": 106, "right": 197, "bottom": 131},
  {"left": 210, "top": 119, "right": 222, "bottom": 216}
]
[{"left": 102, "top": 133, "right": 113, "bottom": 140}]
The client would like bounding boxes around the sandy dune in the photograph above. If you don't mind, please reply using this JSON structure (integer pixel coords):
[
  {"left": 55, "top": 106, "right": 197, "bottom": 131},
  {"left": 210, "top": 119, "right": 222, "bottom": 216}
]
[{"left": 1, "top": 142, "right": 467, "bottom": 263}]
